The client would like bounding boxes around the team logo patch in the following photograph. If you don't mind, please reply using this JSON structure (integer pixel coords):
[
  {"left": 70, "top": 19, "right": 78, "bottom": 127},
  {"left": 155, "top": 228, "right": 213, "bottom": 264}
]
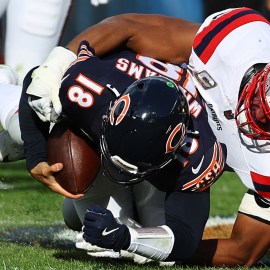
[{"left": 193, "top": 70, "right": 217, "bottom": 90}]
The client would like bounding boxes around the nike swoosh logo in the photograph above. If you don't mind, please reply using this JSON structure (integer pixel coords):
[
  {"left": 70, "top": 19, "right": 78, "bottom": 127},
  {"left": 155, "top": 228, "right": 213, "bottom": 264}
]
[
  {"left": 61, "top": 74, "right": 70, "bottom": 83},
  {"left": 102, "top": 227, "right": 119, "bottom": 236},
  {"left": 192, "top": 155, "right": 204, "bottom": 174}
]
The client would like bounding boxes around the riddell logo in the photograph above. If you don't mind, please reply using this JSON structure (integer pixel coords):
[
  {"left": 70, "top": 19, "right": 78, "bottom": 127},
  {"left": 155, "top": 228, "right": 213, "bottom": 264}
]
[{"left": 207, "top": 104, "right": 222, "bottom": 131}]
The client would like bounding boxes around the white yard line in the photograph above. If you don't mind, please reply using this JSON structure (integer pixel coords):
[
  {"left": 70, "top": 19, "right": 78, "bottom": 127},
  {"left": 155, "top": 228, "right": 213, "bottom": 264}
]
[{"left": 206, "top": 215, "right": 236, "bottom": 227}]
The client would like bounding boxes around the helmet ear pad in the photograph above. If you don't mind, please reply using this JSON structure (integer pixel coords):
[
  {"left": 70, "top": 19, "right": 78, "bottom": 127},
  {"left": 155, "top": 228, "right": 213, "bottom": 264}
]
[{"left": 101, "top": 76, "right": 189, "bottom": 185}]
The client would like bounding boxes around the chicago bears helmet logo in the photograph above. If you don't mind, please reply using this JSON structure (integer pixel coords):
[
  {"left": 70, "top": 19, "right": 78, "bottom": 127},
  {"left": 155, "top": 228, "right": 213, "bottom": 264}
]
[
  {"left": 109, "top": 94, "right": 131, "bottom": 126},
  {"left": 166, "top": 123, "right": 185, "bottom": 153}
]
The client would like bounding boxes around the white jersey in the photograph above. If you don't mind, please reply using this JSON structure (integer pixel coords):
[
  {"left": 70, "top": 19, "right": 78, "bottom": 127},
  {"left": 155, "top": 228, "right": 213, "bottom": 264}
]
[{"left": 189, "top": 7, "right": 270, "bottom": 201}]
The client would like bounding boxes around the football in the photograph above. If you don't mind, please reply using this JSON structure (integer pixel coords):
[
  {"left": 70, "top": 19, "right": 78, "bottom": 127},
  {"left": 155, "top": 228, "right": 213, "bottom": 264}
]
[{"left": 47, "top": 119, "right": 100, "bottom": 194}]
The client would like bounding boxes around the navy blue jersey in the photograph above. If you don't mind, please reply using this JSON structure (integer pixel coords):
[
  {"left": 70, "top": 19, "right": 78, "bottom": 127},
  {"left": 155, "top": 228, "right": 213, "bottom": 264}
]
[{"left": 20, "top": 41, "right": 226, "bottom": 192}]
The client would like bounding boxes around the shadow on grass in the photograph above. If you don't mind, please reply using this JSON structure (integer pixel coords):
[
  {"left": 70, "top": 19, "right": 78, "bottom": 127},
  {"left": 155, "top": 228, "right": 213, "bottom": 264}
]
[
  {"left": 1, "top": 221, "right": 270, "bottom": 268},
  {"left": 53, "top": 250, "right": 137, "bottom": 267},
  {"left": 0, "top": 224, "right": 159, "bottom": 268},
  {"left": 0, "top": 224, "right": 75, "bottom": 249}
]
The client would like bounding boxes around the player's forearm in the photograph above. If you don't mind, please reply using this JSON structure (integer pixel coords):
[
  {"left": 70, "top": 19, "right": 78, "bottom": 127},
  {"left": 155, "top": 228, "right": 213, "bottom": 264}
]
[
  {"left": 184, "top": 238, "right": 251, "bottom": 267},
  {"left": 66, "top": 15, "right": 136, "bottom": 55},
  {"left": 66, "top": 14, "right": 200, "bottom": 64}
]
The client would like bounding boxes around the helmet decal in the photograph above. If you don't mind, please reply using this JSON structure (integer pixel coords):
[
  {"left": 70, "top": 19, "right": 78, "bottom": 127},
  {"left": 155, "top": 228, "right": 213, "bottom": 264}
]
[
  {"left": 109, "top": 94, "right": 131, "bottom": 126},
  {"left": 166, "top": 123, "right": 185, "bottom": 153}
]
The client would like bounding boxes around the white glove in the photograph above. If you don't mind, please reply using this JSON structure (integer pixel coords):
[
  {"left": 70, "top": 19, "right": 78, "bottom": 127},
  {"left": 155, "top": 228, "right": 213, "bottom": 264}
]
[
  {"left": 91, "top": 0, "right": 109, "bottom": 6},
  {"left": 26, "top": 46, "right": 76, "bottom": 122},
  {"left": 28, "top": 97, "right": 61, "bottom": 123}
]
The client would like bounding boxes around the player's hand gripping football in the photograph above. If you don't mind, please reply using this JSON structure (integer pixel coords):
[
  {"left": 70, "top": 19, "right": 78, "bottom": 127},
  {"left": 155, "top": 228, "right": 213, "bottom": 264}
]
[
  {"left": 30, "top": 162, "right": 83, "bottom": 199},
  {"left": 82, "top": 205, "right": 130, "bottom": 251},
  {"left": 27, "top": 46, "right": 76, "bottom": 123}
]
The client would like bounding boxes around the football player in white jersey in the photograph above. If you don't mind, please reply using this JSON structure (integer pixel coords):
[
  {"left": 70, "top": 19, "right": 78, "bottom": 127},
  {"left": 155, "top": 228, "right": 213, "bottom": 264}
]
[
  {"left": 184, "top": 8, "right": 270, "bottom": 266},
  {"left": 27, "top": 7, "right": 270, "bottom": 266}
]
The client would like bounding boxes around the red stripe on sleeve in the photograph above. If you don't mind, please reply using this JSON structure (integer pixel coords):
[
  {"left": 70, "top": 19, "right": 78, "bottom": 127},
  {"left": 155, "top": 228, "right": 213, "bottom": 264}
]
[
  {"left": 200, "top": 14, "right": 269, "bottom": 63},
  {"left": 193, "top": 8, "right": 247, "bottom": 48},
  {"left": 257, "top": 190, "right": 270, "bottom": 199},
  {"left": 251, "top": 171, "right": 270, "bottom": 185},
  {"left": 193, "top": 8, "right": 270, "bottom": 64}
]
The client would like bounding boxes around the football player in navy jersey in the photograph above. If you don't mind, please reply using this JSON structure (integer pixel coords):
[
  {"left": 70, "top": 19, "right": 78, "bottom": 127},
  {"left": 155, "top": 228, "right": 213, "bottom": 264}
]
[
  {"left": 19, "top": 41, "right": 226, "bottom": 262},
  {"left": 24, "top": 7, "right": 270, "bottom": 267}
]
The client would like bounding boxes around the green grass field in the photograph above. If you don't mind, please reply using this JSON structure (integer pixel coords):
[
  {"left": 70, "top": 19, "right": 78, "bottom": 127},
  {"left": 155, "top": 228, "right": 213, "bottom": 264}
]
[{"left": 0, "top": 160, "right": 269, "bottom": 270}]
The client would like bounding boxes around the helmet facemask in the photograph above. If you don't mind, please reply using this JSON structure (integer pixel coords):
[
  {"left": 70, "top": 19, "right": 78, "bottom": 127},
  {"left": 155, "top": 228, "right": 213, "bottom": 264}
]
[
  {"left": 100, "top": 134, "right": 172, "bottom": 185},
  {"left": 235, "top": 64, "right": 270, "bottom": 140},
  {"left": 100, "top": 76, "right": 189, "bottom": 185}
]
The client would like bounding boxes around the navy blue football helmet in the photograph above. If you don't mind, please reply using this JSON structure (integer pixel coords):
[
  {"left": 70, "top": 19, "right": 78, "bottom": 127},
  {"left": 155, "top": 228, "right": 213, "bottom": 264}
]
[{"left": 100, "top": 76, "right": 189, "bottom": 185}]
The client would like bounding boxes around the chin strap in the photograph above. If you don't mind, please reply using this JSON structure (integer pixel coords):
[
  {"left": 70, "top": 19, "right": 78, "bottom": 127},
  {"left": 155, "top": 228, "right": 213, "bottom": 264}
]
[{"left": 127, "top": 225, "right": 175, "bottom": 261}]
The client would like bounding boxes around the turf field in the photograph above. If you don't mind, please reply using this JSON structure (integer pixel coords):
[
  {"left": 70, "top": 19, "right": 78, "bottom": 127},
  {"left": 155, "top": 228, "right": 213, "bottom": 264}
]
[{"left": 0, "top": 160, "right": 269, "bottom": 270}]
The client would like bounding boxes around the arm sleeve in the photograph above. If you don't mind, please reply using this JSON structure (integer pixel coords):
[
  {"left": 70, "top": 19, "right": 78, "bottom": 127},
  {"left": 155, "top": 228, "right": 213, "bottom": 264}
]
[
  {"left": 19, "top": 67, "right": 50, "bottom": 171},
  {"left": 165, "top": 190, "right": 210, "bottom": 261}
]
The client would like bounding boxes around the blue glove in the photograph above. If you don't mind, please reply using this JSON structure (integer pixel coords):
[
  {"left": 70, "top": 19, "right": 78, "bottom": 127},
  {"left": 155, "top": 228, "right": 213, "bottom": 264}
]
[{"left": 83, "top": 205, "right": 130, "bottom": 251}]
